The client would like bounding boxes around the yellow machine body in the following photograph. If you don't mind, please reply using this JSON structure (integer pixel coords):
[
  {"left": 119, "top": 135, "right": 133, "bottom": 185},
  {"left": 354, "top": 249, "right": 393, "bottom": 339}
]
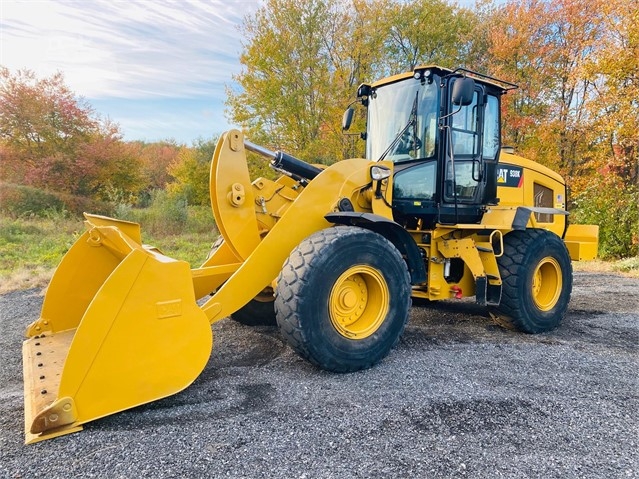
[
  {"left": 21, "top": 68, "right": 600, "bottom": 444},
  {"left": 22, "top": 130, "right": 381, "bottom": 443},
  {"left": 403, "top": 151, "right": 598, "bottom": 303}
]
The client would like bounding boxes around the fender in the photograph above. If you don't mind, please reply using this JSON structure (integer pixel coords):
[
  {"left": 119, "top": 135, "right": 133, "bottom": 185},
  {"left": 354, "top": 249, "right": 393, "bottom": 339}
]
[
  {"left": 325, "top": 212, "right": 427, "bottom": 284},
  {"left": 513, "top": 206, "right": 569, "bottom": 231}
]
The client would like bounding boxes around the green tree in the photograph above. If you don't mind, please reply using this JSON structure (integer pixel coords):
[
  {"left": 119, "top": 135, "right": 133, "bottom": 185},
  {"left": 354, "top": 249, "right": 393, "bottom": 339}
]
[
  {"left": 377, "top": 0, "right": 477, "bottom": 74},
  {"left": 167, "top": 138, "right": 218, "bottom": 206},
  {"left": 227, "top": 0, "right": 347, "bottom": 163},
  {"left": 227, "top": 0, "right": 481, "bottom": 163}
]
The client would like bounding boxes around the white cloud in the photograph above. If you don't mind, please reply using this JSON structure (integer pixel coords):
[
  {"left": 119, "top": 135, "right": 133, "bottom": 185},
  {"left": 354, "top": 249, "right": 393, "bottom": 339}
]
[
  {"left": 0, "top": 0, "right": 258, "bottom": 100},
  {"left": 116, "top": 108, "right": 227, "bottom": 144}
]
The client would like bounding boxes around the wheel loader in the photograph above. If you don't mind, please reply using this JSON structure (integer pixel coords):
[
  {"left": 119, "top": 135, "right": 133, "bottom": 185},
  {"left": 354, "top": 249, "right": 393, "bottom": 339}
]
[{"left": 21, "top": 66, "right": 598, "bottom": 443}]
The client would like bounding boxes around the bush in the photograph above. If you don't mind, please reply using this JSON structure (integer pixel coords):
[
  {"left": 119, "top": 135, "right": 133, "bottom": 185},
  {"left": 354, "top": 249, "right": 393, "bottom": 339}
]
[
  {"left": 0, "top": 183, "right": 64, "bottom": 217},
  {"left": 0, "top": 183, "right": 113, "bottom": 218},
  {"left": 186, "top": 205, "right": 216, "bottom": 234},
  {"left": 572, "top": 177, "right": 638, "bottom": 259},
  {"left": 117, "top": 190, "right": 188, "bottom": 236},
  {"left": 57, "top": 191, "right": 114, "bottom": 217}
]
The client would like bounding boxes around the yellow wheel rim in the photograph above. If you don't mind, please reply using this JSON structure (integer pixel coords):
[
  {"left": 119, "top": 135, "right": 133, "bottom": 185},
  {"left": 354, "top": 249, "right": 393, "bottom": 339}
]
[
  {"left": 329, "top": 265, "right": 389, "bottom": 339},
  {"left": 531, "top": 256, "right": 562, "bottom": 311},
  {"left": 254, "top": 287, "right": 274, "bottom": 303}
]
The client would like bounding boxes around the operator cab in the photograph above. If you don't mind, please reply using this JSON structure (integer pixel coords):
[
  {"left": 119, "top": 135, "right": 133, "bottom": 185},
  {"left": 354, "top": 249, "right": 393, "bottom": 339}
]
[{"left": 343, "top": 66, "right": 516, "bottom": 228}]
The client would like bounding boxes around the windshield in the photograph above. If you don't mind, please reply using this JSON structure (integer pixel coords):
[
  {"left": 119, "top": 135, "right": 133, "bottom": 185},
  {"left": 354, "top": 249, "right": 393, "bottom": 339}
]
[{"left": 367, "top": 77, "right": 439, "bottom": 162}]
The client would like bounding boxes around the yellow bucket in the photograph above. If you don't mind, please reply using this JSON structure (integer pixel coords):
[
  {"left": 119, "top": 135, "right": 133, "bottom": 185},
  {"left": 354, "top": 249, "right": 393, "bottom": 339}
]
[{"left": 23, "top": 214, "right": 212, "bottom": 443}]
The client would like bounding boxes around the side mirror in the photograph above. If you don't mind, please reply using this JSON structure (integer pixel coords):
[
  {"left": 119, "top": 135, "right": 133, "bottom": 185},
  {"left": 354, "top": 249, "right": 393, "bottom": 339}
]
[
  {"left": 342, "top": 108, "right": 354, "bottom": 131},
  {"left": 451, "top": 77, "right": 475, "bottom": 106},
  {"left": 357, "top": 83, "right": 371, "bottom": 98}
]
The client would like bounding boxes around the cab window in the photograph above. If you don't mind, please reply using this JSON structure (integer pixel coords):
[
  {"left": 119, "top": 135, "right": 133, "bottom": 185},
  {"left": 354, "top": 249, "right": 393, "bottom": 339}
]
[
  {"left": 451, "top": 91, "right": 479, "bottom": 156},
  {"left": 393, "top": 162, "right": 437, "bottom": 201},
  {"left": 483, "top": 95, "right": 500, "bottom": 159}
]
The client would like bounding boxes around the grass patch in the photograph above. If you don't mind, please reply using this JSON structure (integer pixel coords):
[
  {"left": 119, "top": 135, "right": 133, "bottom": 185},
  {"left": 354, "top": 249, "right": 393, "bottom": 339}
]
[
  {"left": 572, "top": 257, "right": 639, "bottom": 277},
  {"left": 0, "top": 267, "right": 54, "bottom": 295},
  {"left": 612, "top": 256, "right": 639, "bottom": 276},
  {"left": 0, "top": 216, "right": 83, "bottom": 293},
  {"left": 0, "top": 206, "right": 219, "bottom": 294},
  {"left": 0, "top": 217, "right": 83, "bottom": 275},
  {"left": 2, "top": 206, "right": 637, "bottom": 294}
]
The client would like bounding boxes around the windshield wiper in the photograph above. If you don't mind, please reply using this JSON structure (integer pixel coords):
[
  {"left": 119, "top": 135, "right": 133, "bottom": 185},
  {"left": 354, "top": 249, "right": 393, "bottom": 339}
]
[{"left": 378, "top": 90, "right": 421, "bottom": 161}]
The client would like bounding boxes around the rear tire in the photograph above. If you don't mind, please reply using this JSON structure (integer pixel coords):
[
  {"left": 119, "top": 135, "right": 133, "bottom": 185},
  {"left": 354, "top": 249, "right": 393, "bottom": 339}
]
[
  {"left": 209, "top": 237, "right": 277, "bottom": 326},
  {"left": 275, "top": 226, "right": 411, "bottom": 372},
  {"left": 491, "top": 229, "right": 572, "bottom": 333},
  {"left": 230, "top": 293, "right": 277, "bottom": 326}
]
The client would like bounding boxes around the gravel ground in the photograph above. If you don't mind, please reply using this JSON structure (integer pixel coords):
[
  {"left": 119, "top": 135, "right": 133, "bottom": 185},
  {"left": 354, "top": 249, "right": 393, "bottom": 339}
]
[{"left": 0, "top": 272, "right": 637, "bottom": 479}]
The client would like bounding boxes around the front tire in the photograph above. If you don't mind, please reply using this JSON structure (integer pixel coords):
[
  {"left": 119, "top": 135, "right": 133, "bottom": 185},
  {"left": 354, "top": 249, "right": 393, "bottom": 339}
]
[
  {"left": 275, "top": 227, "right": 411, "bottom": 372},
  {"left": 491, "top": 229, "right": 572, "bottom": 333}
]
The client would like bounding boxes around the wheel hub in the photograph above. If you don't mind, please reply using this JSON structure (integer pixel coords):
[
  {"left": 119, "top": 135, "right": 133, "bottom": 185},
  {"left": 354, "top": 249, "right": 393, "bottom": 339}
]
[
  {"left": 532, "top": 256, "right": 562, "bottom": 311},
  {"left": 329, "top": 265, "right": 389, "bottom": 339}
]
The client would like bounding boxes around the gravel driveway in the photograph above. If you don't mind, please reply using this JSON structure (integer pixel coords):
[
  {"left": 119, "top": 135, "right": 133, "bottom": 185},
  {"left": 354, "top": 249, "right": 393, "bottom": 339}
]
[{"left": 1, "top": 272, "right": 637, "bottom": 478}]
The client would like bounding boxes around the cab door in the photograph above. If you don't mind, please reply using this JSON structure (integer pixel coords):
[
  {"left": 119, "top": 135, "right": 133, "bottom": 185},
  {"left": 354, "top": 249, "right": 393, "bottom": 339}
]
[{"left": 442, "top": 80, "right": 486, "bottom": 207}]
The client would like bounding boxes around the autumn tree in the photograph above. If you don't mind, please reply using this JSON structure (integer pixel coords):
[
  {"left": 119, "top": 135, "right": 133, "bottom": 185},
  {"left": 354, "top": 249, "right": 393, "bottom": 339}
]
[
  {"left": 570, "top": 0, "right": 639, "bottom": 258},
  {"left": 0, "top": 68, "right": 96, "bottom": 162},
  {"left": 76, "top": 123, "right": 144, "bottom": 200},
  {"left": 482, "top": 0, "right": 633, "bottom": 176},
  {"left": 483, "top": 0, "right": 637, "bottom": 257},
  {"left": 580, "top": 0, "right": 639, "bottom": 189},
  {"left": 0, "top": 68, "right": 143, "bottom": 201},
  {"left": 127, "top": 140, "right": 182, "bottom": 202}
]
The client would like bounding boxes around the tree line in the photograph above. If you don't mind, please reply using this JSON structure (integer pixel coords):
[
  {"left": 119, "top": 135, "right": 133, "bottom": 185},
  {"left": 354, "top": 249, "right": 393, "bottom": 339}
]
[
  {"left": 229, "top": 0, "right": 637, "bottom": 258},
  {"left": 1, "top": 0, "right": 637, "bottom": 258},
  {"left": 0, "top": 67, "right": 219, "bottom": 209}
]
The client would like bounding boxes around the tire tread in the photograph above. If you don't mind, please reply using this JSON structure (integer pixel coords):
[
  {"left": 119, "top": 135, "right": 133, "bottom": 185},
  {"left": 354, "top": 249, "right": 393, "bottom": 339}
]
[
  {"left": 275, "top": 227, "right": 410, "bottom": 372},
  {"left": 491, "top": 229, "right": 572, "bottom": 333}
]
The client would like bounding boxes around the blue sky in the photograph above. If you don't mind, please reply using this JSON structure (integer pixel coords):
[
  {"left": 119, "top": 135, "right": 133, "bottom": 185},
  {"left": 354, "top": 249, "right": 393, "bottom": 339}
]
[
  {"left": 1, "top": 0, "right": 260, "bottom": 144},
  {"left": 2, "top": 0, "right": 483, "bottom": 145}
]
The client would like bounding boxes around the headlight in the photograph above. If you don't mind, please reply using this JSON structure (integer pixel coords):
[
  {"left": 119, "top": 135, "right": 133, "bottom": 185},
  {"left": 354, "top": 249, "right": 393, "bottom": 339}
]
[{"left": 370, "top": 165, "right": 391, "bottom": 181}]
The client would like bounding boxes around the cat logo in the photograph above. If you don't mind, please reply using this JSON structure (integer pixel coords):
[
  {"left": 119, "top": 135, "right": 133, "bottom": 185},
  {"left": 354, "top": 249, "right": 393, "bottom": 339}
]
[{"left": 496, "top": 165, "right": 523, "bottom": 187}]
